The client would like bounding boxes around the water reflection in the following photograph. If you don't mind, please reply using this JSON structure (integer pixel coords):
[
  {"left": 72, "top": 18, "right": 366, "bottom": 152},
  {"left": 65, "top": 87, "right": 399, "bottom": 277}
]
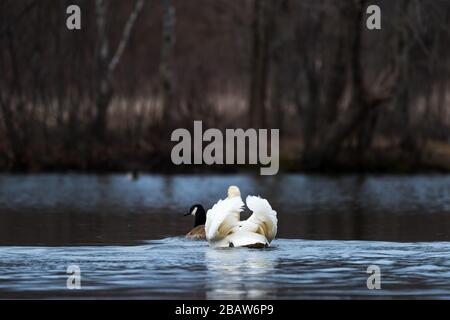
[{"left": 205, "top": 248, "right": 277, "bottom": 299}]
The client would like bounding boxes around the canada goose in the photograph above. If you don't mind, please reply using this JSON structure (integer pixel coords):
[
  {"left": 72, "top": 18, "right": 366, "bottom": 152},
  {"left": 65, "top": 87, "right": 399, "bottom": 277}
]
[
  {"left": 205, "top": 186, "right": 278, "bottom": 248},
  {"left": 184, "top": 204, "right": 206, "bottom": 240}
]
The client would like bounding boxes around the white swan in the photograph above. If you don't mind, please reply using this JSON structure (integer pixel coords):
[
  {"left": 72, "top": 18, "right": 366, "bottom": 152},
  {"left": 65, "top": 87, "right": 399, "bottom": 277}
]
[{"left": 205, "top": 186, "right": 278, "bottom": 248}]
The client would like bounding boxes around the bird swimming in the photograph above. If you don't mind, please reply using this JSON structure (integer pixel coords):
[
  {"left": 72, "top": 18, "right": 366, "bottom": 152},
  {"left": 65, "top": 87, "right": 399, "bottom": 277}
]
[
  {"left": 205, "top": 186, "right": 278, "bottom": 248},
  {"left": 184, "top": 204, "right": 207, "bottom": 240}
]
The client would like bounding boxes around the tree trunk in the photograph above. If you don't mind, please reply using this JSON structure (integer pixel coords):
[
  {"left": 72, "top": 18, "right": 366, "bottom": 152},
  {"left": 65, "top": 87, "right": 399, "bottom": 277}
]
[
  {"left": 303, "top": 0, "right": 368, "bottom": 169},
  {"left": 94, "top": 0, "right": 112, "bottom": 141},
  {"left": 93, "top": 0, "right": 145, "bottom": 141},
  {"left": 248, "top": 0, "right": 275, "bottom": 128},
  {"left": 270, "top": 0, "right": 292, "bottom": 135},
  {"left": 295, "top": 3, "right": 324, "bottom": 151},
  {"left": 0, "top": 28, "right": 27, "bottom": 169},
  {"left": 160, "top": 0, "right": 176, "bottom": 126}
]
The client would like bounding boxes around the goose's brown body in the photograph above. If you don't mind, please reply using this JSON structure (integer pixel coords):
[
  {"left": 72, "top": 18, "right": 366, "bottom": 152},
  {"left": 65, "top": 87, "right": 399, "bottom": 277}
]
[{"left": 186, "top": 225, "right": 206, "bottom": 240}]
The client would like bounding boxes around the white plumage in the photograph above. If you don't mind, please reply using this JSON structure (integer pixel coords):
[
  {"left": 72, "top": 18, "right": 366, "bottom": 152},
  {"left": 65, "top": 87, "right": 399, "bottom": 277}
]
[{"left": 205, "top": 186, "right": 278, "bottom": 248}]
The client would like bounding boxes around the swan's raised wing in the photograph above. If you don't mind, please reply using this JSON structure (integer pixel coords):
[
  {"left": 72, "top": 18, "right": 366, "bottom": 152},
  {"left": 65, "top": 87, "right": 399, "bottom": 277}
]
[
  {"left": 205, "top": 196, "right": 244, "bottom": 241},
  {"left": 241, "top": 196, "right": 278, "bottom": 242}
]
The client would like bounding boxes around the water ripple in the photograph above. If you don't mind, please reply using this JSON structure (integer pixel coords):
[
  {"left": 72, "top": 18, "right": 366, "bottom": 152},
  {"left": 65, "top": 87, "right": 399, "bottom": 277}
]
[{"left": 0, "top": 238, "right": 449, "bottom": 299}]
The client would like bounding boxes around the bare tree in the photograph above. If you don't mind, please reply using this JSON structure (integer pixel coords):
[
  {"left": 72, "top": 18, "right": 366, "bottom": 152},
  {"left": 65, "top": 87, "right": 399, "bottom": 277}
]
[
  {"left": 0, "top": 23, "right": 29, "bottom": 168},
  {"left": 248, "top": 0, "right": 276, "bottom": 128},
  {"left": 93, "top": 0, "right": 145, "bottom": 141},
  {"left": 159, "top": 0, "right": 176, "bottom": 125},
  {"left": 303, "top": 0, "right": 398, "bottom": 169}
]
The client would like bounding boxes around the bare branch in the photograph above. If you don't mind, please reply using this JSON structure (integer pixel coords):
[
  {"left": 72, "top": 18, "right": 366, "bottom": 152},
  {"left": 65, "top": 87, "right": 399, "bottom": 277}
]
[
  {"left": 0, "top": 0, "right": 38, "bottom": 38},
  {"left": 108, "top": 0, "right": 146, "bottom": 74}
]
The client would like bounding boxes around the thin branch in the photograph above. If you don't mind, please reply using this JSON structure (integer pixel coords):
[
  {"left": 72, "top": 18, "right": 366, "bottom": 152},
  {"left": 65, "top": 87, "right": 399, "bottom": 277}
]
[
  {"left": 0, "top": 0, "right": 38, "bottom": 38},
  {"left": 95, "top": 0, "right": 109, "bottom": 65},
  {"left": 108, "top": 0, "right": 146, "bottom": 74}
]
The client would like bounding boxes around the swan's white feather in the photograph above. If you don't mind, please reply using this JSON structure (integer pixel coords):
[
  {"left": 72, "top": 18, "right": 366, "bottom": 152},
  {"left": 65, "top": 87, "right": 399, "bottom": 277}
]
[
  {"left": 240, "top": 196, "right": 278, "bottom": 242},
  {"left": 205, "top": 187, "right": 278, "bottom": 248},
  {"left": 205, "top": 196, "right": 243, "bottom": 241}
]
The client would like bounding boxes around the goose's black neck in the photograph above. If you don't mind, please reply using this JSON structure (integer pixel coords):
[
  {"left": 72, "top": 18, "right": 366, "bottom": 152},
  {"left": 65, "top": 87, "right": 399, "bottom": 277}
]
[{"left": 194, "top": 205, "right": 206, "bottom": 227}]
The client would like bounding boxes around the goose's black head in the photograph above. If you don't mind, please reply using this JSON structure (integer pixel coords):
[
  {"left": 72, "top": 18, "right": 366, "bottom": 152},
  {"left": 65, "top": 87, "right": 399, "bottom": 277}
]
[{"left": 184, "top": 204, "right": 206, "bottom": 227}]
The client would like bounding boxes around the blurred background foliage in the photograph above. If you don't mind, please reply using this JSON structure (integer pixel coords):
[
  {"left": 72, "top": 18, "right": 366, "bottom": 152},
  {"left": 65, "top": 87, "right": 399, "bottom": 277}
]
[{"left": 0, "top": 0, "right": 449, "bottom": 173}]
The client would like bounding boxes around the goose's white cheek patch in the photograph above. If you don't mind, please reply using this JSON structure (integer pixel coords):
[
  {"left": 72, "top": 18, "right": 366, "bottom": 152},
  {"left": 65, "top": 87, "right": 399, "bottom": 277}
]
[{"left": 191, "top": 207, "right": 198, "bottom": 216}]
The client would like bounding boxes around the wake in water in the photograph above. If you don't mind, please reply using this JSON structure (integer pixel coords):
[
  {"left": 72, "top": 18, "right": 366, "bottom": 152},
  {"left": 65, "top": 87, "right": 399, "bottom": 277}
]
[{"left": 0, "top": 238, "right": 449, "bottom": 299}]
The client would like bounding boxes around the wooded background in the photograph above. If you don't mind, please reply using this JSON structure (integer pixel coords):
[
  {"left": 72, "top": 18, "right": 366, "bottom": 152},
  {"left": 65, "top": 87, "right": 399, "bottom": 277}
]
[{"left": 1, "top": 0, "right": 449, "bottom": 173}]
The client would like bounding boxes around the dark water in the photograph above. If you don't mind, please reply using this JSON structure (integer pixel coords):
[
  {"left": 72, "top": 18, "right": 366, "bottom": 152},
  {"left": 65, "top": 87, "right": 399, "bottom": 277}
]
[{"left": 0, "top": 174, "right": 449, "bottom": 299}]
